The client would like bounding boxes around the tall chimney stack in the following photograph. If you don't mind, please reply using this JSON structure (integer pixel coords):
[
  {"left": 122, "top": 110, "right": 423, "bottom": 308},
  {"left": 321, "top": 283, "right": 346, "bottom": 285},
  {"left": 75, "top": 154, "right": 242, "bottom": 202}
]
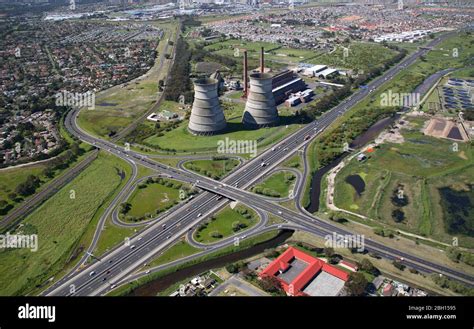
[
  {"left": 243, "top": 50, "right": 248, "bottom": 99},
  {"left": 260, "top": 47, "right": 264, "bottom": 73}
]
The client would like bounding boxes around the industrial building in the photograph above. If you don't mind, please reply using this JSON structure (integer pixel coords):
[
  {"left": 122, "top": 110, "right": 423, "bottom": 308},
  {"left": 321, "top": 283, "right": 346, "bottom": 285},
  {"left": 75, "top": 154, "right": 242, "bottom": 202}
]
[
  {"left": 303, "top": 65, "right": 328, "bottom": 77},
  {"left": 284, "top": 89, "right": 314, "bottom": 107},
  {"left": 317, "top": 68, "right": 339, "bottom": 79},
  {"left": 188, "top": 77, "right": 227, "bottom": 135},
  {"left": 259, "top": 247, "right": 349, "bottom": 296},
  {"left": 272, "top": 70, "right": 308, "bottom": 105}
]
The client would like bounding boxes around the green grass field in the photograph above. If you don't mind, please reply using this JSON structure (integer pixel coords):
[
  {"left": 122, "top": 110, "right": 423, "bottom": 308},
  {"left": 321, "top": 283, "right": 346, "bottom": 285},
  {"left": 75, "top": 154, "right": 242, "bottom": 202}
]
[
  {"left": 252, "top": 171, "right": 296, "bottom": 198},
  {"left": 283, "top": 154, "right": 303, "bottom": 170},
  {"left": 194, "top": 205, "right": 258, "bottom": 244},
  {"left": 149, "top": 239, "right": 201, "bottom": 267},
  {"left": 0, "top": 152, "right": 129, "bottom": 295},
  {"left": 307, "top": 42, "right": 398, "bottom": 71},
  {"left": 183, "top": 158, "right": 240, "bottom": 180},
  {"left": 125, "top": 178, "right": 184, "bottom": 220},
  {"left": 0, "top": 164, "right": 46, "bottom": 212}
]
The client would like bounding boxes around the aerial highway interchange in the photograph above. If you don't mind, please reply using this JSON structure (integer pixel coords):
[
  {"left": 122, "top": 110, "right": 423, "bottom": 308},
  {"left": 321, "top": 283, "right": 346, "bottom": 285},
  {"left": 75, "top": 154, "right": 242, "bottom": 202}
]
[{"left": 42, "top": 30, "right": 474, "bottom": 297}]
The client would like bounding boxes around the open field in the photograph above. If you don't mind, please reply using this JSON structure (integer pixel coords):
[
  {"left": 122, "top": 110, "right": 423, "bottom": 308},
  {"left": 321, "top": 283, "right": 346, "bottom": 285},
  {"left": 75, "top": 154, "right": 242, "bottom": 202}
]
[
  {"left": 183, "top": 158, "right": 240, "bottom": 180},
  {"left": 0, "top": 152, "right": 129, "bottom": 295},
  {"left": 203, "top": 38, "right": 321, "bottom": 66},
  {"left": 0, "top": 164, "right": 47, "bottom": 216},
  {"left": 252, "top": 171, "right": 296, "bottom": 198},
  {"left": 124, "top": 177, "right": 187, "bottom": 221},
  {"left": 307, "top": 42, "right": 398, "bottom": 71},
  {"left": 194, "top": 205, "right": 258, "bottom": 244},
  {"left": 282, "top": 154, "right": 303, "bottom": 170}
]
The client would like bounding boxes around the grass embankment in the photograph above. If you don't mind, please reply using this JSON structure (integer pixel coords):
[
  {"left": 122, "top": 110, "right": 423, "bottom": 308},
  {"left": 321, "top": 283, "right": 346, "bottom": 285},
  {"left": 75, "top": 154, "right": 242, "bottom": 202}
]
[
  {"left": 252, "top": 171, "right": 296, "bottom": 198},
  {"left": 0, "top": 152, "right": 129, "bottom": 295},
  {"left": 149, "top": 239, "right": 201, "bottom": 267}
]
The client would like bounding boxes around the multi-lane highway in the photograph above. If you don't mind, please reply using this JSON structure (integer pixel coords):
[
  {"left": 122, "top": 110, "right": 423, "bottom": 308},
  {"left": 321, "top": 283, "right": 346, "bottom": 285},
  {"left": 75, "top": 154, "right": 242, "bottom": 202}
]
[{"left": 43, "top": 30, "right": 474, "bottom": 296}]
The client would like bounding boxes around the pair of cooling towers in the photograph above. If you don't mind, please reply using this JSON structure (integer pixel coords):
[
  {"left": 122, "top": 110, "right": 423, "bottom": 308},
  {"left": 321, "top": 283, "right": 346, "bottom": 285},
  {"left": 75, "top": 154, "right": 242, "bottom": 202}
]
[{"left": 188, "top": 47, "right": 279, "bottom": 135}]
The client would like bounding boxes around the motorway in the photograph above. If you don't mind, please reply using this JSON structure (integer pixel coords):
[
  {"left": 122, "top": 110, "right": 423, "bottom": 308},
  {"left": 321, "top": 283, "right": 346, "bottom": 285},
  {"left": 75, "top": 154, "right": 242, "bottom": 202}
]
[{"left": 43, "top": 30, "right": 474, "bottom": 296}]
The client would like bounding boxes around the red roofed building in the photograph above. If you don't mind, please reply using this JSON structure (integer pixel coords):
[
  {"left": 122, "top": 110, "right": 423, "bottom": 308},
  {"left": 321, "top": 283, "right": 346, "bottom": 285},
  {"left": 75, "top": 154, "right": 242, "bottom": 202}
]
[{"left": 259, "top": 247, "right": 349, "bottom": 296}]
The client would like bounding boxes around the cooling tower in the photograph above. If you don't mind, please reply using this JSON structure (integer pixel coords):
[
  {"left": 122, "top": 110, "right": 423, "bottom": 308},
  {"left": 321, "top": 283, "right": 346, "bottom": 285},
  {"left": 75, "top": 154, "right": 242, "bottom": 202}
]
[
  {"left": 242, "top": 73, "right": 279, "bottom": 127},
  {"left": 188, "top": 78, "right": 226, "bottom": 135}
]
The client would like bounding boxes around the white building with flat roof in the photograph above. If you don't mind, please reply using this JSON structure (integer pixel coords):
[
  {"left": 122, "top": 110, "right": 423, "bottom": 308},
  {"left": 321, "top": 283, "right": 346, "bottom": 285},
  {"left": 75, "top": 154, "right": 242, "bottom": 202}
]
[{"left": 303, "top": 65, "right": 327, "bottom": 77}]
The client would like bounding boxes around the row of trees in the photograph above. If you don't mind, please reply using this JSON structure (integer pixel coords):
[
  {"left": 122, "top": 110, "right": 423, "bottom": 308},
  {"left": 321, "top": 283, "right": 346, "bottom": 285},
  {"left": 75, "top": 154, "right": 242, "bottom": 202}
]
[
  {"left": 302, "top": 85, "right": 352, "bottom": 120},
  {"left": 164, "top": 37, "right": 193, "bottom": 103}
]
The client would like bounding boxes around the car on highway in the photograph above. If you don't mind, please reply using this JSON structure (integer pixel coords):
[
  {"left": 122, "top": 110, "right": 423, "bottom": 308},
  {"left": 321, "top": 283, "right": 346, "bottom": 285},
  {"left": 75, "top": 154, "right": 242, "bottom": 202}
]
[
  {"left": 89, "top": 271, "right": 96, "bottom": 276},
  {"left": 130, "top": 245, "right": 136, "bottom": 249},
  {"left": 197, "top": 213, "right": 202, "bottom": 218}
]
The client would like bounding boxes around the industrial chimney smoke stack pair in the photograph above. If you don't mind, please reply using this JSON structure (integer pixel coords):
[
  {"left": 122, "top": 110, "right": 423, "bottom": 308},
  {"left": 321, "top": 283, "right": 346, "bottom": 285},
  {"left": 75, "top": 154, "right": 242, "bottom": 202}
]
[{"left": 188, "top": 78, "right": 226, "bottom": 135}]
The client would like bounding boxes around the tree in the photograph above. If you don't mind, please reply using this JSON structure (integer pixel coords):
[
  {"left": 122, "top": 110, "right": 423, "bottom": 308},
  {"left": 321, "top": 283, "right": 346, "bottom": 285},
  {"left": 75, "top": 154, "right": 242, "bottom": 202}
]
[
  {"left": 43, "top": 165, "right": 55, "bottom": 178},
  {"left": 358, "top": 259, "right": 380, "bottom": 276},
  {"left": 259, "top": 276, "right": 284, "bottom": 295},
  {"left": 324, "top": 247, "right": 335, "bottom": 258},
  {"left": 15, "top": 175, "right": 40, "bottom": 196},
  {"left": 345, "top": 272, "right": 368, "bottom": 296},
  {"left": 392, "top": 260, "right": 405, "bottom": 271}
]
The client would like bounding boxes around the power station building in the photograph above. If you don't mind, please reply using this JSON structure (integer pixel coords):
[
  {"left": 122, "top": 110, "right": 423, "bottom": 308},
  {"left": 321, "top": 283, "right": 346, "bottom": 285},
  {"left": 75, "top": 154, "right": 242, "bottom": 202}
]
[
  {"left": 188, "top": 77, "right": 227, "bottom": 135},
  {"left": 272, "top": 70, "right": 307, "bottom": 105}
]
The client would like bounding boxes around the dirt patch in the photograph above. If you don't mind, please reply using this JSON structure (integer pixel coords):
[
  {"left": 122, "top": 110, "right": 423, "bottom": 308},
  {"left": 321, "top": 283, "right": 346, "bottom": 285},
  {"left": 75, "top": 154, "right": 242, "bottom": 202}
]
[{"left": 424, "top": 117, "right": 469, "bottom": 142}]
